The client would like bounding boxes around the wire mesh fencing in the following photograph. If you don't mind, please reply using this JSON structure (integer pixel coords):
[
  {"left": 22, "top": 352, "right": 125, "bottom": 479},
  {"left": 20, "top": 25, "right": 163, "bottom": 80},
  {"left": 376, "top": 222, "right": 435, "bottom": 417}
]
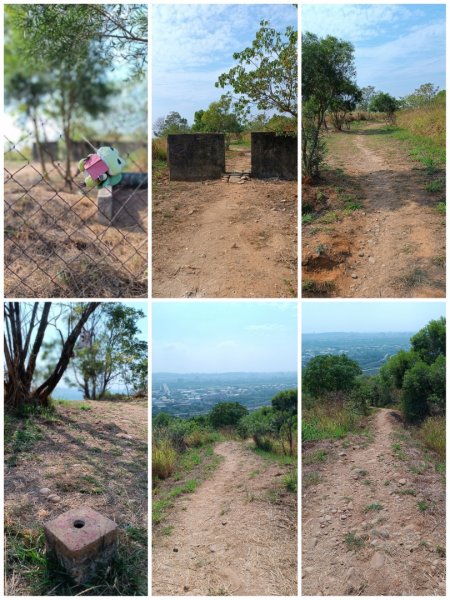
[{"left": 4, "top": 121, "right": 148, "bottom": 298}]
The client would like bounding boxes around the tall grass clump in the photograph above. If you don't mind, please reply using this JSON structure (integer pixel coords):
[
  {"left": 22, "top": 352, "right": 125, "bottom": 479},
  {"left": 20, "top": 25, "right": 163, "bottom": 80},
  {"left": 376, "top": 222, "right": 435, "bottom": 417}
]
[
  {"left": 417, "top": 416, "right": 445, "bottom": 459},
  {"left": 152, "top": 439, "right": 176, "bottom": 479},
  {"left": 302, "top": 402, "right": 359, "bottom": 441},
  {"left": 152, "top": 137, "right": 167, "bottom": 162}
]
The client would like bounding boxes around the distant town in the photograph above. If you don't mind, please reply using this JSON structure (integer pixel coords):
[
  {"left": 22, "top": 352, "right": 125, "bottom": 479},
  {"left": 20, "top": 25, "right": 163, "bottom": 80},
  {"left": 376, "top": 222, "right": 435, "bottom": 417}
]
[{"left": 152, "top": 372, "right": 298, "bottom": 417}]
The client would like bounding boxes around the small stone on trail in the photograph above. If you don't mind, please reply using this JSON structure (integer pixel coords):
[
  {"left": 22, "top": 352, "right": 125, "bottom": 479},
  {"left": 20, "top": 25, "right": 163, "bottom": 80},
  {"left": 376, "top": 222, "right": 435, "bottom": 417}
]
[
  {"left": 305, "top": 567, "right": 314, "bottom": 574},
  {"left": 47, "top": 494, "right": 61, "bottom": 503},
  {"left": 116, "top": 433, "right": 133, "bottom": 440},
  {"left": 369, "top": 257, "right": 376, "bottom": 264},
  {"left": 358, "top": 252, "right": 364, "bottom": 257},
  {"left": 222, "top": 522, "right": 227, "bottom": 526},
  {"left": 39, "top": 488, "right": 51, "bottom": 496},
  {"left": 398, "top": 478, "right": 407, "bottom": 486},
  {"left": 351, "top": 274, "right": 358, "bottom": 279},
  {"left": 339, "top": 451, "right": 347, "bottom": 457},
  {"left": 370, "top": 551, "right": 385, "bottom": 569},
  {"left": 309, "top": 537, "right": 318, "bottom": 549}
]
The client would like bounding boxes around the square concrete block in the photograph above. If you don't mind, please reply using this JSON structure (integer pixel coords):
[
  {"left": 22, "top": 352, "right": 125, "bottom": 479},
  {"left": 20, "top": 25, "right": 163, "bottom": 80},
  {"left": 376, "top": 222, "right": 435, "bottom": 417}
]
[{"left": 44, "top": 506, "right": 118, "bottom": 584}]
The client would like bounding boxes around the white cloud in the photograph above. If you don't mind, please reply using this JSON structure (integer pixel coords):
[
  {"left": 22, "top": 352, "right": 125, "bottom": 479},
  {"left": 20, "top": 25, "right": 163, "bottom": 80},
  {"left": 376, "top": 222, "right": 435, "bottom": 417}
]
[{"left": 302, "top": 4, "right": 415, "bottom": 42}]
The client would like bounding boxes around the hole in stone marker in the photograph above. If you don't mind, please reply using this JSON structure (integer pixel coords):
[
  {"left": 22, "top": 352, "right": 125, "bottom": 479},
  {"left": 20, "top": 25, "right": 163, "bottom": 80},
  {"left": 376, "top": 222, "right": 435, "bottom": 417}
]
[{"left": 73, "top": 520, "right": 85, "bottom": 529}]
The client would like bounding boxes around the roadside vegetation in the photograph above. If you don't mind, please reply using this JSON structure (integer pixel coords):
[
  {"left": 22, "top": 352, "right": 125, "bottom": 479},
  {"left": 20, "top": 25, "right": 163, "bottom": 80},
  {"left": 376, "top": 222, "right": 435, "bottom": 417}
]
[
  {"left": 303, "top": 318, "right": 445, "bottom": 467},
  {"left": 152, "top": 390, "right": 298, "bottom": 527}
]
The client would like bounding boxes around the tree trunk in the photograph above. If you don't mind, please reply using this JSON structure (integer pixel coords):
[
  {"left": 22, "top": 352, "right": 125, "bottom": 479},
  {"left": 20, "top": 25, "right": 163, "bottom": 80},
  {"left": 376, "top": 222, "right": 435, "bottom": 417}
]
[
  {"left": 31, "top": 112, "right": 47, "bottom": 179},
  {"left": 34, "top": 303, "right": 100, "bottom": 404}
]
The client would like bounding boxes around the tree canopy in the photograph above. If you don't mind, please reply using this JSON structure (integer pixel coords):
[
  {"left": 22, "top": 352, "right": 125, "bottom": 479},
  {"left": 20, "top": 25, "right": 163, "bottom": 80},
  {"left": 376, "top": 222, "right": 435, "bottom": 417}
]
[
  {"left": 303, "top": 354, "right": 362, "bottom": 397},
  {"left": 302, "top": 32, "right": 359, "bottom": 177},
  {"left": 216, "top": 19, "right": 297, "bottom": 119}
]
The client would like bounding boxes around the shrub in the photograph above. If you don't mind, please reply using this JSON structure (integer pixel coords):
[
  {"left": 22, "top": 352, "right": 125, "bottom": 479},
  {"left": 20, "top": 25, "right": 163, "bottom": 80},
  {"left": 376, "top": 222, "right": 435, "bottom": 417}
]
[
  {"left": 303, "top": 354, "right": 362, "bottom": 397},
  {"left": 402, "top": 361, "right": 432, "bottom": 423},
  {"left": 209, "top": 402, "right": 248, "bottom": 428},
  {"left": 152, "top": 439, "right": 177, "bottom": 479}
]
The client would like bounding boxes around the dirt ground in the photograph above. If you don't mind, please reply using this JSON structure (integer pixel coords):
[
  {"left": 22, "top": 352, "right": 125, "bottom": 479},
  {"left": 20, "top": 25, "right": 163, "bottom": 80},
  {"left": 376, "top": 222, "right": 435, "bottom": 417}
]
[
  {"left": 302, "top": 123, "right": 445, "bottom": 297},
  {"left": 4, "top": 162, "right": 148, "bottom": 298},
  {"left": 4, "top": 400, "right": 148, "bottom": 595},
  {"left": 152, "top": 441, "right": 297, "bottom": 596},
  {"left": 152, "top": 147, "right": 297, "bottom": 298},
  {"left": 302, "top": 409, "right": 445, "bottom": 595}
]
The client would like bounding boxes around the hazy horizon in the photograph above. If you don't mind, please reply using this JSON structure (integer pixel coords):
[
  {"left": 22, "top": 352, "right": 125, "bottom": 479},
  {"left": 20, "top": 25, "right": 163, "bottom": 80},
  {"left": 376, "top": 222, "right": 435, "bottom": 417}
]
[{"left": 303, "top": 302, "right": 445, "bottom": 334}]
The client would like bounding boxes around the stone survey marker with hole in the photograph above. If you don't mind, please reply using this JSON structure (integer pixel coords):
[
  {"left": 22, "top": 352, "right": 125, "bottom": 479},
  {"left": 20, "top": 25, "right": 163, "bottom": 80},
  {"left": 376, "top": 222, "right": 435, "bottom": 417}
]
[{"left": 44, "top": 506, "right": 118, "bottom": 585}]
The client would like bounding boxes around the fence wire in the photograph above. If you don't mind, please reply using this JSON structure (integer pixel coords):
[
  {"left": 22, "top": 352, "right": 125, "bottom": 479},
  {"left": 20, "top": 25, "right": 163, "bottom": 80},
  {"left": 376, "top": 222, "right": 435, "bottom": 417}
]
[{"left": 4, "top": 121, "right": 148, "bottom": 298}]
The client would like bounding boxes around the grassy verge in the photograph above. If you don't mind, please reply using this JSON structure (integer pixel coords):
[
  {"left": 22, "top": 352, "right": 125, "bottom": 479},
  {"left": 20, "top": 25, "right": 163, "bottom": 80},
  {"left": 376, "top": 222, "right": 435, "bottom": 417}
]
[
  {"left": 302, "top": 403, "right": 367, "bottom": 441},
  {"left": 152, "top": 443, "right": 222, "bottom": 527},
  {"left": 5, "top": 402, "right": 148, "bottom": 595}
]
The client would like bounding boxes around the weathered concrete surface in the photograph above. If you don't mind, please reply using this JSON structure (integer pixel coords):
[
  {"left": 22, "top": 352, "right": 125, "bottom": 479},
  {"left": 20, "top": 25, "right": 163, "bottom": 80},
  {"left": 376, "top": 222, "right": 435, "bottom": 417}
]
[
  {"left": 251, "top": 132, "right": 297, "bottom": 180},
  {"left": 96, "top": 176, "right": 148, "bottom": 227},
  {"left": 168, "top": 134, "right": 225, "bottom": 181},
  {"left": 44, "top": 506, "right": 118, "bottom": 584}
]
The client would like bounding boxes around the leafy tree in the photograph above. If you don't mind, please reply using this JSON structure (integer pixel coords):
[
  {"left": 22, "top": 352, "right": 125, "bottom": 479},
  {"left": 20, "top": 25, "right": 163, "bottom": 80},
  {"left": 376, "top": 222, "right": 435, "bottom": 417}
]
[
  {"left": 302, "top": 33, "right": 359, "bottom": 177},
  {"left": 4, "top": 302, "right": 100, "bottom": 412},
  {"left": 410, "top": 317, "right": 446, "bottom": 364},
  {"left": 271, "top": 389, "right": 297, "bottom": 455},
  {"left": 303, "top": 354, "right": 362, "bottom": 397},
  {"left": 66, "top": 304, "right": 146, "bottom": 400},
  {"left": 358, "top": 86, "right": 376, "bottom": 111},
  {"left": 216, "top": 19, "right": 297, "bottom": 119},
  {"left": 385, "top": 350, "right": 419, "bottom": 388},
  {"left": 402, "top": 361, "right": 432, "bottom": 423},
  {"left": 195, "top": 95, "right": 243, "bottom": 147},
  {"left": 428, "top": 354, "right": 446, "bottom": 414},
  {"left": 153, "top": 111, "right": 190, "bottom": 137},
  {"left": 209, "top": 402, "right": 248, "bottom": 428},
  {"left": 6, "top": 5, "right": 118, "bottom": 187},
  {"left": 192, "top": 110, "right": 206, "bottom": 132},
  {"left": 369, "top": 92, "right": 398, "bottom": 124}
]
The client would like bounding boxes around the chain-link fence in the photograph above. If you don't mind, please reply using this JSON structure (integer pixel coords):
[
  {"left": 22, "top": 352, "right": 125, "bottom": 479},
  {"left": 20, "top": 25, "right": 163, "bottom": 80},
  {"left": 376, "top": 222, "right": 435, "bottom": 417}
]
[{"left": 4, "top": 121, "right": 148, "bottom": 298}]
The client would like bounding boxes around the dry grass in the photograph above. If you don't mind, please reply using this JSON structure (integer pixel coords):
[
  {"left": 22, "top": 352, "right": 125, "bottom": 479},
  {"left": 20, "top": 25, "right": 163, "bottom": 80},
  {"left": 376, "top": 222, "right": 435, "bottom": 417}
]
[
  {"left": 152, "top": 137, "right": 167, "bottom": 162},
  {"left": 4, "top": 162, "right": 148, "bottom": 297},
  {"left": 4, "top": 400, "right": 148, "bottom": 596}
]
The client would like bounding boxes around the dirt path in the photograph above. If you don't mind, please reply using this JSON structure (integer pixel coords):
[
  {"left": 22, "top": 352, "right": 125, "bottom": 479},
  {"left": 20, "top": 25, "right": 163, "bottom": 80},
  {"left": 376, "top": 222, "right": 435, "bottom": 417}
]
[
  {"left": 153, "top": 147, "right": 297, "bottom": 298},
  {"left": 302, "top": 124, "right": 445, "bottom": 297},
  {"left": 152, "top": 441, "right": 297, "bottom": 596},
  {"left": 302, "top": 409, "right": 445, "bottom": 595}
]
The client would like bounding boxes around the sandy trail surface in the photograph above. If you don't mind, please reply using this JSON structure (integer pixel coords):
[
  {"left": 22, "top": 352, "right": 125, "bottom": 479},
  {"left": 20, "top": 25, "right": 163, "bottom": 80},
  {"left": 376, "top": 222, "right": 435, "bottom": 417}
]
[
  {"left": 153, "top": 441, "right": 297, "bottom": 596},
  {"left": 302, "top": 409, "right": 445, "bottom": 595},
  {"left": 153, "top": 147, "right": 297, "bottom": 298},
  {"left": 302, "top": 125, "right": 445, "bottom": 297}
]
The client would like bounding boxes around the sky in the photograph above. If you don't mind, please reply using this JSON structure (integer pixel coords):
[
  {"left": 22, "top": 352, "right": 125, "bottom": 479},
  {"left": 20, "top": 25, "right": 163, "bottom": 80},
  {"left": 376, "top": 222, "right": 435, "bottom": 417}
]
[
  {"left": 302, "top": 301, "right": 445, "bottom": 334},
  {"left": 152, "top": 301, "right": 298, "bottom": 373},
  {"left": 152, "top": 3, "right": 297, "bottom": 125},
  {"left": 302, "top": 3, "right": 445, "bottom": 98}
]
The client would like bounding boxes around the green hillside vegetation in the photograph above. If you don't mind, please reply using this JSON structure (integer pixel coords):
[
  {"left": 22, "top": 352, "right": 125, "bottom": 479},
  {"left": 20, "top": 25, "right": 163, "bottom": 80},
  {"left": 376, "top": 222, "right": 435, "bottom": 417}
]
[
  {"left": 303, "top": 318, "right": 446, "bottom": 461},
  {"left": 152, "top": 390, "right": 297, "bottom": 525}
]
